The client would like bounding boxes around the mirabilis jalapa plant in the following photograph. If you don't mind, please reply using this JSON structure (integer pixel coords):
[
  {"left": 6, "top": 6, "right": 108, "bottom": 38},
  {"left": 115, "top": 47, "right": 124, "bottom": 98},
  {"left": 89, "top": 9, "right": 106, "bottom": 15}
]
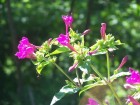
[{"left": 15, "top": 15, "right": 140, "bottom": 105}]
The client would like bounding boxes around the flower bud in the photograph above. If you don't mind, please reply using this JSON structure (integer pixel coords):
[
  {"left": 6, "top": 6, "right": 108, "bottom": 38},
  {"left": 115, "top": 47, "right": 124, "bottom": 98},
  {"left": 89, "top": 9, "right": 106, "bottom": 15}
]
[
  {"left": 126, "top": 96, "right": 140, "bottom": 105},
  {"left": 88, "top": 47, "right": 98, "bottom": 55},
  {"left": 116, "top": 55, "right": 128, "bottom": 70},
  {"left": 82, "top": 29, "right": 90, "bottom": 36},
  {"left": 47, "top": 38, "right": 52, "bottom": 46},
  {"left": 68, "top": 62, "right": 78, "bottom": 72},
  {"left": 100, "top": 23, "right": 106, "bottom": 40}
]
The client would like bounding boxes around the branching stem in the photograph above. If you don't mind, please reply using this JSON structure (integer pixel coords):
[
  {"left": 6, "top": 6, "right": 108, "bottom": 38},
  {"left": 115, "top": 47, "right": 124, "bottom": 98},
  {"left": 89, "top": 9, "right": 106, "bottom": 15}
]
[
  {"left": 53, "top": 62, "right": 77, "bottom": 86},
  {"left": 106, "top": 51, "right": 110, "bottom": 81}
]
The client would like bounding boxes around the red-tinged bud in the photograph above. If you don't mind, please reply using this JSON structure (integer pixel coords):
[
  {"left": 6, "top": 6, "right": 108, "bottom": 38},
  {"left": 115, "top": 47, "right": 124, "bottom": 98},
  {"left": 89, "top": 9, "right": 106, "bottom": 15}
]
[
  {"left": 100, "top": 23, "right": 106, "bottom": 40},
  {"left": 68, "top": 62, "right": 78, "bottom": 72},
  {"left": 82, "top": 29, "right": 90, "bottom": 36},
  {"left": 47, "top": 38, "right": 52, "bottom": 46},
  {"left": 88, "top": 47, "right": 98, "bottom": 55},
  {"left": 117, "top": 55, "right": 128, "bottom": 70},
  {"left": 127, "top": 96, "right": 140, "bottom": 105}
]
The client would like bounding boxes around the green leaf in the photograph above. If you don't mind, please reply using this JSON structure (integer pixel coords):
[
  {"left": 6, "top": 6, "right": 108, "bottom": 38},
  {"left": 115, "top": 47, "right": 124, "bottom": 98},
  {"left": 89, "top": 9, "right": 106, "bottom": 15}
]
[
  {"left": 50, "top": 85, "right": 80, "bottom": 105},
  {"left": 65, "top": 80, "right": 75, "bottom": 88},
  {"left": 46, "top": 47, "right": 69, "bottom": 57},
  {"left": 35, "top": 51, "right": 45, "bottom": 62},
  {"left": 79, "top": 80, "right": 106, "bottom": 95},
  {"left": 115, "top": 40, "right": 123, "bottom": 45},
  {"left": 110, "top": 72, "right": 130, "bottom": 82},
  {"left": 90, "top": 50, "right": 107, "bottom": 56},
  {"left": 73, "top": 76, "right": 100, "bottom": 83},
  {"left": 78, "top": 60, "right": 91, "bottom": 74},
  {"left": 36, "top": 61, "right": 50, "bottom": 74}
]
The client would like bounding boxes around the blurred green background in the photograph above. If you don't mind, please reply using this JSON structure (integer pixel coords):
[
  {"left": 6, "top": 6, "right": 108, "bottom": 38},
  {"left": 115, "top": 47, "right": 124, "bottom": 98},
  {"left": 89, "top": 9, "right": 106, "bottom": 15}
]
[{"left": 0, "top": 0, "right": 140, "bottom": 105}]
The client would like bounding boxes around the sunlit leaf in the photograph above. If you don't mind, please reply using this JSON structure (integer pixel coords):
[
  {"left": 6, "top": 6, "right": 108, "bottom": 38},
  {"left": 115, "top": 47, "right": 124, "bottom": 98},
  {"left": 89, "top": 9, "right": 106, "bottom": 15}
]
[
  {"left": 79, "top": 80, "right": 106, "bottom": 95},
  {"left": 46, "top": 47, "right": 69, "bottom": 57},
  {"left": 50, "top": 85, "right": 80, "bottom": 105},
  {"left": 78, "top": 60, "right": 91, "bottom": 74},
  {"left": 110, "top": 72, "right": 130, "bottom": 82},
  {"left": 36, "top": 61, "right": 50, "bottom": 74}
]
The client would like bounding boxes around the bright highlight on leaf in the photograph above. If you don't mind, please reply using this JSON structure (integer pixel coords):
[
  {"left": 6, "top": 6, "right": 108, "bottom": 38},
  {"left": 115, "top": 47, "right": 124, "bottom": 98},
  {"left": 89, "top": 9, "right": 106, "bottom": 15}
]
[{"left": 50, "top": 85, "right": 80, "bottom": 105}]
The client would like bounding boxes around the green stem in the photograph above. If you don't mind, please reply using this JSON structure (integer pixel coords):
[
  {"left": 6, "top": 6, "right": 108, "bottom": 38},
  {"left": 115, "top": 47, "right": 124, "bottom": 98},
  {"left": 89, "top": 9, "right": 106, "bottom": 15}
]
[
  {"left": 81, "top": 36, "right": 84, "bottom": 47},
  {"left": 90, "top": 64, "right": 122, "bottom": 105},
  {"left": 106, "top": 51, "right": 122, "bottom": 104},
  {"left": 90, "top": 64, "right": 107, "bottom": 82},
  {"left": 53, "top": 62, "right": 77, "bottom": 86},
  {"left": 106, "top": 51, "right": 110, "bottom": 80},
  {"left": 76, "top": 69, "right": 82, "bottom": 86},
  {"left": 108, "top": 83, "right": 122, "bottom": 105}
]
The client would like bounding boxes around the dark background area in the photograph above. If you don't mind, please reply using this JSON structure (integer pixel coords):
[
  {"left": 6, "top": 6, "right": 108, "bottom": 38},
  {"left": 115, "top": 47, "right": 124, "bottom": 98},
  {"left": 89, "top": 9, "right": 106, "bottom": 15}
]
[{"left": 0, "top": 0, "right": 140, "bottom": 105}]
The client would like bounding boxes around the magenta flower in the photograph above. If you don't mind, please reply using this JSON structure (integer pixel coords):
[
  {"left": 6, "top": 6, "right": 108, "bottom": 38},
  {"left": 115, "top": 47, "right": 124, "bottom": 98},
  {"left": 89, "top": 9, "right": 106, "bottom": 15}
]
[
  {"left": 62, "top": 15, "right": 73, "bottom": 34},
  {"left": 57, "top": 34, "right": 76, "bottom": 52},
  {"left": 86, "top": 98, "right": 99, "bottom": 105},
  {"left": 15, "top": 37, "right": 36, "bottom": 59},
  {"left": 116, "top": 55, "right": 128, "bottom": 70},
  {"left": 57, "top": 34, "right": 70, "bottom": 46},
  {"left": 127, "top": 96, "right": 140, "bottom": 105},
  {"left": 100, "top": 23, "right": 106, "bottom": 40},
  {"left": 126, "top": 67, "right": 140, "bottom": 84}
]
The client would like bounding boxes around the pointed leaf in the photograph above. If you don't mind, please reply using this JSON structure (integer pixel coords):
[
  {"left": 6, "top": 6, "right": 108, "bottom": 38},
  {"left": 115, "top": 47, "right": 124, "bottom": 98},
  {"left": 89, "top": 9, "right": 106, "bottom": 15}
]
[
  {"left": 36, "top": 61, "right": 50, "bottom": 74},
  {"left": 90, "top": 50, "right": 107, "bottom": 56},
  {"left": 78, "top": 60, "right": 91, "bottom": 74},
  {"left": 110, "top": 72, "right": 130, "bottom": 82},
  {"left": 79, "top": 80, "right": 106, "bottom": 95},
  {"left": 46, "top": 47, "right": 69, "bottom": 57},
  {"left": 50, "top": 85, "right": 80, "bottom": 105}
]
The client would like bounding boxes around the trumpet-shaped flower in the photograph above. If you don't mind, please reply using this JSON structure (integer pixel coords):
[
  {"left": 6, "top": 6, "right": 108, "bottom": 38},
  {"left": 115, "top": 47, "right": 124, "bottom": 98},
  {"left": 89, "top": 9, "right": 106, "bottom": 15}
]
[
  {"left": 100, "top": 23, "right": 106, "bottom": 40},
  {"left": 126, "top": 67, "right": 140, "bottom": 84},
  {"left": 62, "top": 15, "right": 73, "bottom": 34},
  {"left": 57, "top": 34, "right": 70, "bottom": 46},
  {"left": 86, "top": 98, "right": 99, "bottom": 105},
  {"left": 15, "top": 37, "right": 36, "bottom": 59},
  {"left": 57, "top": 34, "right": 76, "bottom": 52},
  {"left": 62, "top": 15, "right": 73, "bottom": 27}
]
